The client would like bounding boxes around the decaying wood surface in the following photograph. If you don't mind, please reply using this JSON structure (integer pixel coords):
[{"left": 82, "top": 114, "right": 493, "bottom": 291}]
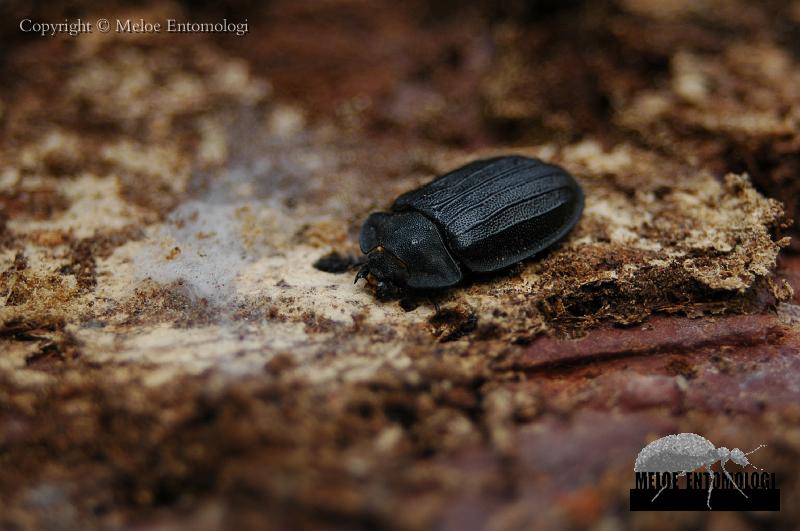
[{"left": 1, "top": 1, "right": 799, "bottom": 529}]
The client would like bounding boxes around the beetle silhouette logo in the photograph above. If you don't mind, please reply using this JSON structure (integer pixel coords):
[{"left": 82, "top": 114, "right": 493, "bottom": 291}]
[{"left": 634, "top": 433, "right": 765, "bottom": 510}]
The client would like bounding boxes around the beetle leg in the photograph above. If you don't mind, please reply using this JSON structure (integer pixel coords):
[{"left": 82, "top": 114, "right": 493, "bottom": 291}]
[
  {"left": 426, "top": 296, "right": 441, "bottom": 313},
  {"left": 375, "top": 280, "right": 402, "bottom": 300},
  {"left": 720, "top": 459, "right": 748, "bottom": 499},
  {"left": 354, "top": 265, "right": 370, "bottom": 284},
  {"left": 650, "top": 470, "right": 685, "bottom": 503},
  {"left": 706, "top": 461, "right": 714, "bottom": 511},
  {"left": 706, "top": 465, "right": 714, "bottom": 510},
  {"left": 650, "top": 482, "right": 669, "bottom": 503}
]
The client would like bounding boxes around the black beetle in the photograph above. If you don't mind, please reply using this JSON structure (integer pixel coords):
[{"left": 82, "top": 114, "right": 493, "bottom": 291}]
[{"left": 355, "top": 155, "right": 584, "bottom": 296}]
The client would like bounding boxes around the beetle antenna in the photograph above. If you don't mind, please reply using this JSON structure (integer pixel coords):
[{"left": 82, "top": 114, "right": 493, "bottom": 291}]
[{"left": 744, "top": 444, "right": 765, "bottom": 456}]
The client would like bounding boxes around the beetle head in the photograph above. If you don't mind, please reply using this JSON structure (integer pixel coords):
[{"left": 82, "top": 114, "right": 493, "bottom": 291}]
[
  {"left": 731, "top": 444, "right": 766, "bottom": 469},
  {"left": 354, "top": 248, "right": 408, "bottom": 299},
  {"left": 730, "top": 448, "right": 748, "bottom": 466},
  {"left": 357, "top": 211, "right": 462, "bottom": 291}
]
